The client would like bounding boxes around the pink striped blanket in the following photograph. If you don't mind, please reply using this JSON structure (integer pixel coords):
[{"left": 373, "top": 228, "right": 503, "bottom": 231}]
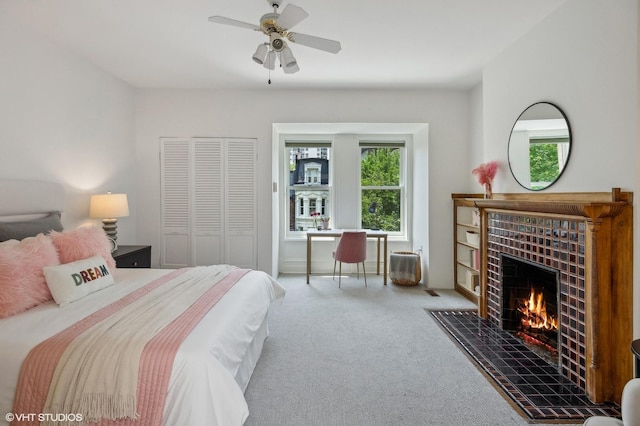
[{"left": 12, "top": 266, "right": 249, "bottom": 426}]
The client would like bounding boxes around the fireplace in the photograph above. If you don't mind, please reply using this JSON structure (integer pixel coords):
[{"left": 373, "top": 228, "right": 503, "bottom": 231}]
[
  {"left": 501, "top": 254, "right": 559, "bottom": 365},
  {"left": 484, "top": 212, "right": 588, "bottom": 390},
  {"left": 473, "top": 189, "right": 633, "bottom": 404}
]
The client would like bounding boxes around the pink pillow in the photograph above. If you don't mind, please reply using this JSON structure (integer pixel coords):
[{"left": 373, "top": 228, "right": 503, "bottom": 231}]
[
  {"left": 0, "top": 234, "right": 59, "bottom": 318},
  {"left": 49, "top": 226, "right": 116, "bottom": 271}
]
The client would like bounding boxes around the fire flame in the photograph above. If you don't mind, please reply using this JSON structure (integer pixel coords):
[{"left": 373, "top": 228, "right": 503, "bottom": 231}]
[{"left": 518, "top": 288, "right": 558, "bottom": 331}]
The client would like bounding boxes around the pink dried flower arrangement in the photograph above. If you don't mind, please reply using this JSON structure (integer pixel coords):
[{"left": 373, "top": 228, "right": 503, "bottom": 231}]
[
  {"left": 472, "top": 161, "right": 498, "bottom": 185},
  {"left": 472, "top": 161, "right": 499, "bottom": 197}
]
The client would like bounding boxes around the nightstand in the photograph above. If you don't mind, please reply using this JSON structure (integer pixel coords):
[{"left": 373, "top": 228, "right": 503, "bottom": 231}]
[{"left": 112, "top": 245, "right": 151, "bottom": 268}]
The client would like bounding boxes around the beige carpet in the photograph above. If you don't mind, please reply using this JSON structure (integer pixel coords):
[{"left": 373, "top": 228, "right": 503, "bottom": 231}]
[{"left": 243, "top": 274, "right": 583, "bottom": 425}]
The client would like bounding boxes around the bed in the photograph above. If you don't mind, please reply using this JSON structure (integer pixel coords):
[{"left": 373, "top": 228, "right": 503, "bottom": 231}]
[{"left": 0, "top": 180, "right": 285, "bottom": 425}]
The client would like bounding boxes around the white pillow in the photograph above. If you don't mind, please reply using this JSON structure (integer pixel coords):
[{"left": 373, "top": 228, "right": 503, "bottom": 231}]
[{"left": 43, "top": 255, "right": 114, "bottom": 306}]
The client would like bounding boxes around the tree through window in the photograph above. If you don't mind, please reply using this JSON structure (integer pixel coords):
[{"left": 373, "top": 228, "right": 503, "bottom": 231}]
[{"left": 360, "top": 143, "right": 404, "bottom": 232}]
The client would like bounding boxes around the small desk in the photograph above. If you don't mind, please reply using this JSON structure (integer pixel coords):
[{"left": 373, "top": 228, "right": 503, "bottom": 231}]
[{"left": 306, "top": 229, "right": 388, "bottom": 285}]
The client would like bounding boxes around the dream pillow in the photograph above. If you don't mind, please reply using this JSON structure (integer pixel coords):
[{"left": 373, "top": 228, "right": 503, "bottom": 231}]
[
  {"left": 49, "top": 226, "right": 116, "bottom": 271},
  {"left": 44, "top": 255, "right": 114, "bottom": 306},
  {"left": 0, "top": 234, "right": 59, "bottom": 318}
]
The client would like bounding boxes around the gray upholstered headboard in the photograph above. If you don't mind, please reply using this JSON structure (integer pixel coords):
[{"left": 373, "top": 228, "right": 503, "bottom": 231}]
[
  {"left": 0, "top": 179, "right": 65, "bottom": 217},
  {"left": 0, "top": 179, "right": 65, "bottom": 240}
]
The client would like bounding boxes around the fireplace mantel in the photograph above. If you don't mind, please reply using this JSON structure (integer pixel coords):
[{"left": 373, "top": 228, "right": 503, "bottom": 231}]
[
  {"left": 474, "top": 187, "right": 632, "bottom": 219},
  {"left": 472, "top": 188, "right": 633, "bottom": 404}
]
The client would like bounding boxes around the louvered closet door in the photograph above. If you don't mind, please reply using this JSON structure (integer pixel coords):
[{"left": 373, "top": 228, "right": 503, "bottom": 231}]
[
  {"left": 225, "top": 138, "right": 257, "bottom": 269},
  {"left": 160, "top": 137, "right": 257, "bottom": 269},
  {"left": 193, "top": 138, "right": 224, "bottom": 266},
  {"left": 160, "top": 138, "right": 191, "bottom": 268}
]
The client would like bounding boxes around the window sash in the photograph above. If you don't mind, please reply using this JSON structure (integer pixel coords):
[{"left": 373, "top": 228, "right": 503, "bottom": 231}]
[
  {"left": 359, "top": 142, "right": 406, "bottom": 235},
  {"left": 286, "top": 142, "right": 331, "bottom": 234}
]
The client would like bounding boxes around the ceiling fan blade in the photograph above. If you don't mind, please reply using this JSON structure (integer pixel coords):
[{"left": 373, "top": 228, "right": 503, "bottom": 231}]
[
  {"left": 208, "top": 16, "right": 260, "bottom": 31},
  {"left": 288, "top": 32, "right": 342, "bottom": 54},
  {"left": 276, "top": 4, "right": 308, "bottom": 30}
]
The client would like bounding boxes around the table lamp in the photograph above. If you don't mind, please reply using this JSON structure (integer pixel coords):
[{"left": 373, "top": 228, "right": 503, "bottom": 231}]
[{"left": 89, "top": 192, "right": 129, "bottom": 242}]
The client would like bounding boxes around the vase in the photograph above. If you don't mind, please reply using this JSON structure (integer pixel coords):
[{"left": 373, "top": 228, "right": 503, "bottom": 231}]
[
  {"left": 484, "top": 183, "right": 493, "bottom": 199},
  {"left": 321, "top": 219, "right": 330, "bottom": 230}
]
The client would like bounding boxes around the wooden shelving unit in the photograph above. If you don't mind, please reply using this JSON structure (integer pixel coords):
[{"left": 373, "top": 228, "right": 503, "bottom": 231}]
[{"left": 452, "top": 194, "right": 484, "bottom": 304}]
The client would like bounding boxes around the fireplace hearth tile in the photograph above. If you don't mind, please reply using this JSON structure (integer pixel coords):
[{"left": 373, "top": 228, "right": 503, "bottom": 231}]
[{"left": 429, "top": 310, "right": 620, "bottom": 422}]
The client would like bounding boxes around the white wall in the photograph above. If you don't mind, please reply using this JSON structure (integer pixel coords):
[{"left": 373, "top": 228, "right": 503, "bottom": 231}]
[
  {"left": 0, "top": 16, "right": 137, "bottom": 240},
  {"left": 484, "top": 0, "right": 637, "bottom": 194},
  {"left": 134, "top": 89, "right": 471, "bottom": 286},
  {"left": 469, "top": 83, "right": 485, "bottom": 189},
  {"left": 483, "top": 0, "right": 639, "bottom": 333}
]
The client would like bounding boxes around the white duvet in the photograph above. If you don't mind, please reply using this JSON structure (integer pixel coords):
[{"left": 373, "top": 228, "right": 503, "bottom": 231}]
[{"left": 0, "top": 267, "right": 285, "bottom": 426}]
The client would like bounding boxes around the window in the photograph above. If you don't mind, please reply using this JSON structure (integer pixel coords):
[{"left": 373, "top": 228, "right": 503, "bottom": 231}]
[
  {"left": 360, "top": 141, "right": 405, "bottom": 233},
  {"left": 528, "top": 137, "right": 570, "bottom": 190},
  {"left": 281, "top": 133, "right": 410, "bottom": 239},
  {"left": 304, "top": 162, "right": 322, "bottom": 184},
  {"left": 285, "top": 142, "right": 331, "bottom": 232}
]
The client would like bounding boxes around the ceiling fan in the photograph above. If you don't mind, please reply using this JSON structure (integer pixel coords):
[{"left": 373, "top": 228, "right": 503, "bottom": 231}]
[{"left": 208, "top": 0, "right": 341, "bottom": 78}]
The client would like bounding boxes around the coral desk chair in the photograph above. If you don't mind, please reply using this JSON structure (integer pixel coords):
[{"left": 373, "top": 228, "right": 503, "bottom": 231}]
[{"left": 332, "top": 231, "right": 367, "bottom": 288}]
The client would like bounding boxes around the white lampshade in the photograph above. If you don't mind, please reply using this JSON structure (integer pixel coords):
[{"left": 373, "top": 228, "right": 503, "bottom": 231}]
[
  {"left": 89, "top": 193, "right": 129, "bottom": 219},
  {"left": 89, "top": 193, "right": 129, "bottom": 242}
]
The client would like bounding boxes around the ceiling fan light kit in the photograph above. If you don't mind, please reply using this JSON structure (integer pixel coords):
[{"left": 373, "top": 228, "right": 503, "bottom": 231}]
[
  {"left": 269, "top": 33, "right": 285, "bottom": 52},
  {"left": 283, "top": 62, "right": 299, "bottom": 74},
  {"left": 252, "top": 43, "right": 268, "bottom": 64},
  {"left": 279, "top": 46, "right": 297, "bottom": 68},
  {"left": 264, "top": 50, "right": 277, "bottom": 70},
  {"left": 208, "top": 0, "right": 341, "bottom": 82}
]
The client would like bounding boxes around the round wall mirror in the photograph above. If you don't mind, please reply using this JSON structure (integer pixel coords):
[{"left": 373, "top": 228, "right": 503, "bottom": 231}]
[{"left": 507, "top": 102, "right": 571, "bottom": 191}]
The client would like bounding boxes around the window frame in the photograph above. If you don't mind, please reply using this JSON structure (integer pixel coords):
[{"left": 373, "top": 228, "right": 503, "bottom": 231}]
[
  {"left": 280, "top": 133, "right": 412, "bottom": 242},
  {"left": 283, "top": 137, "right": 333, "bottom": 238},
  {"left": 358, "top": 139, "right": 407, "bottom": 237}
]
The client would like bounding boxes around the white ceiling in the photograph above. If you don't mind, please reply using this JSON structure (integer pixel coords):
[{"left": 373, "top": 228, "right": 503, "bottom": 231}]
[{"left": 4, "top": 0, "right": 567, "bottom": 90}]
